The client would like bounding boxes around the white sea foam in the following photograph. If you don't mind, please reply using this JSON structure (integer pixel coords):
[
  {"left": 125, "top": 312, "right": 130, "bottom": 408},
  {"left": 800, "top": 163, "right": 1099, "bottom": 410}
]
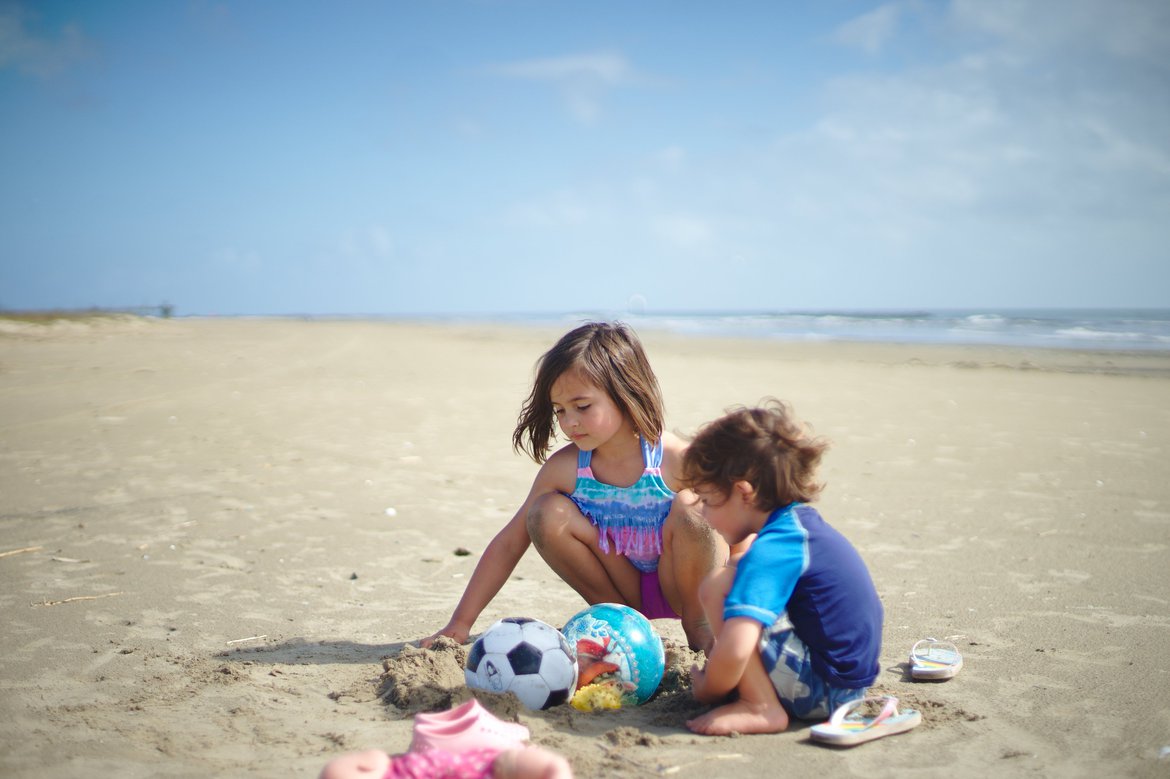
[{"left": 514, "top": 309, "right": 1170, "bottom": 351}]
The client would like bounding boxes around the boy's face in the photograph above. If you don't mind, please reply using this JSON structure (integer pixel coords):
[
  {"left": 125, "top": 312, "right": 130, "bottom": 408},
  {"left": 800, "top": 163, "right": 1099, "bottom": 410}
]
[{"left": 692, "top": 482, "right": 755, "bottom": 544}]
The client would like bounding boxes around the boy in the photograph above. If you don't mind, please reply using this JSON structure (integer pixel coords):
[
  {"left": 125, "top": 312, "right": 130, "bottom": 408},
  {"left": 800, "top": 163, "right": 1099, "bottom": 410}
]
[{"left": 682, "top": 401, "right": 883, "bottom": 735}]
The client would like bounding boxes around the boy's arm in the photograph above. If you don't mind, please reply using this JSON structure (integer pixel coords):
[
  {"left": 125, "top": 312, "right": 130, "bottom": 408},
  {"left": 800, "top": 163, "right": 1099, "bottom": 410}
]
[
  {"left": 420, "top": 448, "right": 576, "bottom": 646},
  {"left": 691, "top": 617, "right": 763, "bottom": 703}
]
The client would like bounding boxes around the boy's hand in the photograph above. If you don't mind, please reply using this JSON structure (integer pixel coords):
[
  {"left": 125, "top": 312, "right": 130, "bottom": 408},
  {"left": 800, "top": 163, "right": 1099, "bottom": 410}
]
[{"left": 419, "top": 622, "right": 469, "bottom": 648}]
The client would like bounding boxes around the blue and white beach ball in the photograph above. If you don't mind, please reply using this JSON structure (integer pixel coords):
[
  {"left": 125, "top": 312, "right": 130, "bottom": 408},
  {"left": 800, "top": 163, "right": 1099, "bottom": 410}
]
[{"left": 562, "top": 603, "right": 666, "bottom": 705}]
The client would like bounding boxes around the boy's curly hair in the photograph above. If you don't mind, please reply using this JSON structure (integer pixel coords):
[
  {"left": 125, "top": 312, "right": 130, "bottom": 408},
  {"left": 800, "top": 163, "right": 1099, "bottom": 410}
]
[
  {"left": 513, "top": 322, "right": 664, "bottom": 463},
  {"left": 682, "top": 399, "right": 828, "bottom": 510}
]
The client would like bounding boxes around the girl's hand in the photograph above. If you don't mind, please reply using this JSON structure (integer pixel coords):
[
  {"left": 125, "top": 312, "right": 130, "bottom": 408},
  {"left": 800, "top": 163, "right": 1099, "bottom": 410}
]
[{"left": 419, "top": 622, "right": 469, "bottom": 648}]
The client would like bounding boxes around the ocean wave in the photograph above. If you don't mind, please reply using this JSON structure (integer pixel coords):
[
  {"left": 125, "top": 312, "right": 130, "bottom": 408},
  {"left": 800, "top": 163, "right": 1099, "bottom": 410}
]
[{"left": 526, "top": 310, "right": 1170, "bottom": 351}]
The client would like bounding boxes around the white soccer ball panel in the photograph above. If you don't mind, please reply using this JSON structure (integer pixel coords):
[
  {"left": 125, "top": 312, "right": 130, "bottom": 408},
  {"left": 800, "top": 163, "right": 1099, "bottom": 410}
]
[
  {"left": 538, "top": 650, "right": 578, "bottom": 691},
  {"left": 508, "top": 673, "right": 553, "bottom": 710},
  {"left": 482, "top": 621, "right": 525, "bottom": 654},
  {"left": 470, "top": 652, "right": 515, "bottom": 694},
  {"left": 518, "top": 621, "right": 567, "bottom": 652}
]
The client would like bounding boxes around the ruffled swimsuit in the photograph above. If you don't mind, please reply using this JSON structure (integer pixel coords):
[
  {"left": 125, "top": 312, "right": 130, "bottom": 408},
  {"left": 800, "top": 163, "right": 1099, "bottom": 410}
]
[
  {"left": 568, "top": 436, "right": 674, "bottom": 573},
  {"left": 564, "top": 436, "right": 678, "bottom": 620}
]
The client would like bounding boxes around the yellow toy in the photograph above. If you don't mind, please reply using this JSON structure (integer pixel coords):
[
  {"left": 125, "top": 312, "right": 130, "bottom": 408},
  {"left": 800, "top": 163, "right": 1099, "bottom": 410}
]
[{"left": 570, "top": 681, "right": 625, "bottom": 712}]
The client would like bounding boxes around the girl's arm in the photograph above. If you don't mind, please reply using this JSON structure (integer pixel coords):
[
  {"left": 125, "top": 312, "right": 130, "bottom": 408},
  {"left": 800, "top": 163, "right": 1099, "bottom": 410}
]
[
  {"left": 420, "top": 449, "right": 576, "bottom": 646},
  {"left": 690, "top": 616, "right": 762, "bottom": 703}
]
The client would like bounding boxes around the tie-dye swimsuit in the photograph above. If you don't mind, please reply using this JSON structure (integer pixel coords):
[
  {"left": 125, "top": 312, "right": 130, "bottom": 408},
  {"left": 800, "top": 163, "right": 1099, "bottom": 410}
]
[{"left": 567, "top": 436, "right": 679, "bottom": 619}]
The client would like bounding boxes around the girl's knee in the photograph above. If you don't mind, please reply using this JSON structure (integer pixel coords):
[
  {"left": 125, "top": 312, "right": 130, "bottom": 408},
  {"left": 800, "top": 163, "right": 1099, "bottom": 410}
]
[
  {"left": 525, "top": 493, "right": 577, "bottom": 545},
  {"left": 663, "top": 493, "right": 710, "bottom": 541},
  {"left": 664, "top": 497, "right": 726, "bottom": 566}
]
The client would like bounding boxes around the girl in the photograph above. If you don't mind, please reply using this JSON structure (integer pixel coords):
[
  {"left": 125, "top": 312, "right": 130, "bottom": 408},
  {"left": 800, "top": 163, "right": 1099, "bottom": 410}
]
[{"left": 422, "top": 322, "right": 727, "bottom": 652}]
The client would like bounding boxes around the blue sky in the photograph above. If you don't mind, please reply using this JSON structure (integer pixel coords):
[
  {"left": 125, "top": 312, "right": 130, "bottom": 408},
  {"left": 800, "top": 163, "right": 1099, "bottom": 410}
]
[{"left": 2, "top": 0, "right": 1168, "bottom": 316}]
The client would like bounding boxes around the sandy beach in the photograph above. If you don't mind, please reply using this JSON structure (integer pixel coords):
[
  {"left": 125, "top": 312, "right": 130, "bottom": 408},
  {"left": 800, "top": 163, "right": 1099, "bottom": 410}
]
[{"left": 1, "top": 317, "right": 1168, "bottom": 778}]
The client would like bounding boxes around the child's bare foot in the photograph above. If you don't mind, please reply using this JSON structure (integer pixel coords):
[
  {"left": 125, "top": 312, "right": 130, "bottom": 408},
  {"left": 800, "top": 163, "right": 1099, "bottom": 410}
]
[{"left": 686, "top": 699, "right": 789, "bottom": 736}]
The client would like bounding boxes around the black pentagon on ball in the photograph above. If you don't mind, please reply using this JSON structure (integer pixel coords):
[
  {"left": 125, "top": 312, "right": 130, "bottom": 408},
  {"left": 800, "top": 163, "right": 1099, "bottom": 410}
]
[
  {"left": 545, "top": 687, "right": 571, "bottom": 708},
  {"left": 505, "top": 641, "right": 544, "bottom": 676},
  {"left": 501, "top": 617, "right": 534, "bottom": 625},
  {"left": 466, "top": 639, "right": 486, "bottom": 673}
]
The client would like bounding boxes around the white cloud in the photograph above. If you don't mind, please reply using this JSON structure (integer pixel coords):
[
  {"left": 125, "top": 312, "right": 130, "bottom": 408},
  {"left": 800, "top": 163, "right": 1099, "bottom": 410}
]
[
  {"left": 0, "top": 6, "right": 92, "bottom": 78},
  {"left": 954, "top": 0, "right": 1170, "bottom": 64},
  {"left": 605, "top": 0, "right": 1169, "bottom": 308},
  {"left": 655, "top": 145, "right": 687, "bottom": 172},
  {"left": 338, "top": 226, "right": 394, "bottom": 259},
  {"left": 487, "top": 51, "right": 636, "bottom": 123},
  {"left": 652, "top": 215, "right": 713, "bottom": 249},
  {"left": 786, "top": 0, "right": 1170, "bottom": 237},
  {"left": 367, "top": 226, "right": 393, "bottom": 257},
  {"left": 454, "top": 117, "right": 483, "bottom": 139},
  {"left": 489, "top": 52, "right": 632, "bottom": 84},
  {"left": 501, "top": 190, "right": 596, "bottom": 228},
  {"left": 833, "top": 3, "right": 905, "bottom": 54}
]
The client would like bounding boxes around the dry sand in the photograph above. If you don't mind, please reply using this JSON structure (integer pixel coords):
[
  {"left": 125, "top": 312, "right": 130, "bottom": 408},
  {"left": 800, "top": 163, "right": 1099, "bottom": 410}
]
[{"left": 1, "top": 317, "right": 1168, "bottom": 778}]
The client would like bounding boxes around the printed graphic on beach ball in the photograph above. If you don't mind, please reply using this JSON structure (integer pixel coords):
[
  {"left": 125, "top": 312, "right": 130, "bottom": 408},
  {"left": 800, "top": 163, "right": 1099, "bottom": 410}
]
[
  {"left": 464, "top": 617, "right": 578, "bottom": 710},
  {"left": 561, "top": 603, "right": 665, "bottom": 705}
]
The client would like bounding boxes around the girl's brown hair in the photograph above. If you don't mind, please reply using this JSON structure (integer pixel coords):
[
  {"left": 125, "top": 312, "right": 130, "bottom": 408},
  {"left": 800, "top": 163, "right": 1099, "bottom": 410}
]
[
  {"left": 682, "top": 399, "right": 828, "bottom": 510},
  {"left": 513, "top": 322, "right": 665, "bottom": 463}
]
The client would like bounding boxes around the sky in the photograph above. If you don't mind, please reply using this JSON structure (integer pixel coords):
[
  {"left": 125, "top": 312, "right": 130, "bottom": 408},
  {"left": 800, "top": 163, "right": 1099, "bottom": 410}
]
[{"left": 1, "top": 0, "right": 1168, "bottom": 317}]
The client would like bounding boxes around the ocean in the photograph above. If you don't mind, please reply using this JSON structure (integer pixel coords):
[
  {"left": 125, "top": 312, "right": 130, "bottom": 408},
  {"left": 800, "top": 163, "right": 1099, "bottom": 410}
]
[{"left": 499, "top": 309, "right": 1170, "bottom": 352}]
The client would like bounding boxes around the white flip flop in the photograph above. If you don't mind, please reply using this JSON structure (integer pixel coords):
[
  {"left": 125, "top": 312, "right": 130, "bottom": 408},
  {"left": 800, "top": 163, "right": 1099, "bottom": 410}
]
[
  {"left": 910, "top": 637, "right": 963, "bottom": 680},
  {"left": 809, "top": 695, "right": 922, "bottom": 747}
]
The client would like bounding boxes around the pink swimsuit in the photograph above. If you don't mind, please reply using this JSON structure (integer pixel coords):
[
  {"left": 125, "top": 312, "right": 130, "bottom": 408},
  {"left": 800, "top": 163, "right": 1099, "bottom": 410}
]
[{"left": 384, "top": 748, "right": 500, "bottom": 779}]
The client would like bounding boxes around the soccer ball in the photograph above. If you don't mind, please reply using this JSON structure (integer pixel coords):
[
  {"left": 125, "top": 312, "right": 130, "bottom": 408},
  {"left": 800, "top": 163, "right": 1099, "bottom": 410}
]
[{"left": 464, "top": 617, "right": 579, "bottom": 710}]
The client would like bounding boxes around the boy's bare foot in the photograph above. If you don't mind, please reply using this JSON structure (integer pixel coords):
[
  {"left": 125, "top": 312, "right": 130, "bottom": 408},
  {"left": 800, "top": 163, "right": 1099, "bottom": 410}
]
[{"left": 686, "top": 699, "right": 789, "bottom": 736}]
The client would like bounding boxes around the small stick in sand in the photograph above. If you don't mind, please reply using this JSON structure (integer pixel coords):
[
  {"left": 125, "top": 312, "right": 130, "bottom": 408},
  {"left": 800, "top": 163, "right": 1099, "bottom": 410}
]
[
  {"left": 226, "top": 635, "right": 268, "bottom": 645},
  {"left": 1, "top": 546, "right": 43, "bottom": 559},
  {"left": 32, "top": 592, "right": 125, "bottom": 607}
]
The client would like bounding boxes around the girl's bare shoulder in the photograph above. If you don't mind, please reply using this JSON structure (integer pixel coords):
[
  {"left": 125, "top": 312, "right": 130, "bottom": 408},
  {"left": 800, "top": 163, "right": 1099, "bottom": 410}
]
[
  {"left": 532, "top": 443, "right": 580, "bottom": 494},
  {"left": 660, "top": 430, "right": 690, "bottom": 458},
  {"left": 659, "top": 431, "right": 690, "bottom": 490}
]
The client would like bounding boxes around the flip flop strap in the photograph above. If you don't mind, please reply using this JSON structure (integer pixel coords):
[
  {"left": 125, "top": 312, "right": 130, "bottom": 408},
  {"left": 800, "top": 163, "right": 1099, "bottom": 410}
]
[
  {"left": 828, "top": 696, "right": 899, "bottom": 728},
  {"left": 913, "top": 638, "right": 958, "bottom": 662}
]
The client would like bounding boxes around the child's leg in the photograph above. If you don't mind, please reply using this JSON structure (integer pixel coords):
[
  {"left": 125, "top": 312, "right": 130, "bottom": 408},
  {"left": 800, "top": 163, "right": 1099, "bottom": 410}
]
[
  {"left": 526, "top": 493, "right": 640, "bottom": 606},
  {"left": 491, "top": 745, "right": 573, "bottom": 779},
  {"left": 687, "top": 650, "right": 790, "bottom": 736},
  {"left": 685, "top": 564, "right": 790, "bottom": 736},
  {"left": 657, "top": 492, "right": 729, "bottom": 653}
]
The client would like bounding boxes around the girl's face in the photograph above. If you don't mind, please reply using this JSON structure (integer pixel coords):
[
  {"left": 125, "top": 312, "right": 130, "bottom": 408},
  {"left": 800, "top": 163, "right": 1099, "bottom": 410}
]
[{"left": 550, "top": 370, "right": 630, "bottom": 452}]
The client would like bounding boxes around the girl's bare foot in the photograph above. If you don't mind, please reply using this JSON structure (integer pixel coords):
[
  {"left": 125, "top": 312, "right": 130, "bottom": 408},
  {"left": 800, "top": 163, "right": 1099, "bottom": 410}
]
[{"left": 686, "top": 699, "right": 789, "bottom": 736}]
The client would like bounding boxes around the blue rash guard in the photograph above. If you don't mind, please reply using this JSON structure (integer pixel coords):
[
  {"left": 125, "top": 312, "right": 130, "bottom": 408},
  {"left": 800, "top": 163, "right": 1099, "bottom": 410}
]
[{"left": 724, "top": 503, "right": 883, "bottom": 689}]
